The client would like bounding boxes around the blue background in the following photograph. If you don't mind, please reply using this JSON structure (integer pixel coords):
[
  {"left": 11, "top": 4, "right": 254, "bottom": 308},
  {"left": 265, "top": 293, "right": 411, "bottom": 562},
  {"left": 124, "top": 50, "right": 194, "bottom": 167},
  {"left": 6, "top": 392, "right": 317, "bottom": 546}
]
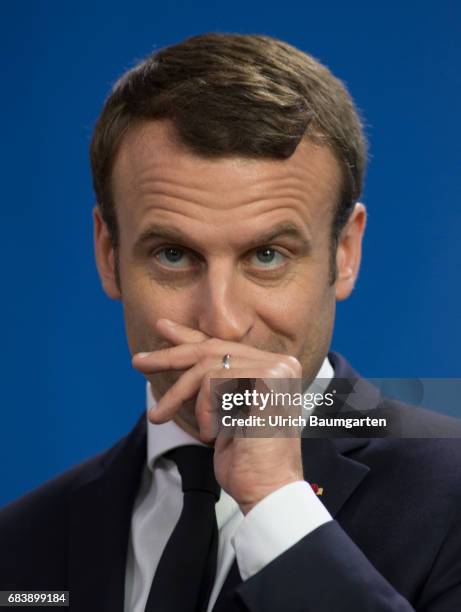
[{"left": 1, "top": 1, "right": 460, "bottom": 506}]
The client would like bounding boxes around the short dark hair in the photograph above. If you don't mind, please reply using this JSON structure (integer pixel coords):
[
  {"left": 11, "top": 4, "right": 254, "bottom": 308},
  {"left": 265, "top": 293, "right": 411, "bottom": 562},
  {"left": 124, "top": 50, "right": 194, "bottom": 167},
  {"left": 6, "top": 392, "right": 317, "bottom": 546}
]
[{"left": 90, "top": 32, "right": 367, "bottom": 282}]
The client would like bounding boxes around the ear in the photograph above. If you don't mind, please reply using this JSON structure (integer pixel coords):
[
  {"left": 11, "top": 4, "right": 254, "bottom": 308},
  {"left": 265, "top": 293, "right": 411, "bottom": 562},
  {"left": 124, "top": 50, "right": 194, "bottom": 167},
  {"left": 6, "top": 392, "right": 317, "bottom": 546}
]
[
  {"left": 93, "top": 206, "right": 121, "bottom": 300},
  {"left": 335, "top": 203, "right": 367, "bottom": 301}
]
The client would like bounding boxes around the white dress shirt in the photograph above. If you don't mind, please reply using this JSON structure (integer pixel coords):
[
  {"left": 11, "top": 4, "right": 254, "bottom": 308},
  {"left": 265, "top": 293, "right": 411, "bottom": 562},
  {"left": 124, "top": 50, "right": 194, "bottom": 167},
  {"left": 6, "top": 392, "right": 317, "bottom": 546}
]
[{"left": 124, "top": 358, "right": 334, "bottom": 612}]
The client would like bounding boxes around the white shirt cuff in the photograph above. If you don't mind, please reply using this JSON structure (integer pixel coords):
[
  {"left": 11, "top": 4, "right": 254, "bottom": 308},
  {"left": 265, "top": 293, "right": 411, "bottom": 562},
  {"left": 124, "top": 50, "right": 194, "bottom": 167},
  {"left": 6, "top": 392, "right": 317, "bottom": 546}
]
[{"left": 231, "top": 481, "right": 332, "bottom": 580}]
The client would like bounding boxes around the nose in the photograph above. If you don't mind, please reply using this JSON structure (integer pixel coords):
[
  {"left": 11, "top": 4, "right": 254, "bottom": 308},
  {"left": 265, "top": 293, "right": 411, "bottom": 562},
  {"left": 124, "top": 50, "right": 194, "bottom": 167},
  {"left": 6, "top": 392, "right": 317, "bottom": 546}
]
[{"left": 196, "top": 260, "right": 253, "bottom": 342}]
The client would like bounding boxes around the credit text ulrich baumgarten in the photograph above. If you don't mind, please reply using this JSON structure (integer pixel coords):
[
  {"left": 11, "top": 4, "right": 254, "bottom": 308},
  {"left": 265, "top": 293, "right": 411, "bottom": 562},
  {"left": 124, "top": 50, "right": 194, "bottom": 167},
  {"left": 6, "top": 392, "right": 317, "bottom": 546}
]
[{"left": 219, "top": 389, "right": 387, "bottom": 429}]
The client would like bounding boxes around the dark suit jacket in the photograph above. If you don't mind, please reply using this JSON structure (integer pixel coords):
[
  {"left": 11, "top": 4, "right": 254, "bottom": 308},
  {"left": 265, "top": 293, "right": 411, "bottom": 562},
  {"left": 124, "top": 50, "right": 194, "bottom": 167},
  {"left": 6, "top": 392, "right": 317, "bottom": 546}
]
[{"left": 1, "top": 353, "right": 461, "bottom": 611}]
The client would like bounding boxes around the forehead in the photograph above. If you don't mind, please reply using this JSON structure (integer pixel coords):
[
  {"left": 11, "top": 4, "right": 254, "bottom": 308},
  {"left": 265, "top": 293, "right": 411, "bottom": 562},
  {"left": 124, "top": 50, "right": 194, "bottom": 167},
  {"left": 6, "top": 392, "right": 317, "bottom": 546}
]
[{"left": 111, "top": 119, "right": 342, "bottom": 239}]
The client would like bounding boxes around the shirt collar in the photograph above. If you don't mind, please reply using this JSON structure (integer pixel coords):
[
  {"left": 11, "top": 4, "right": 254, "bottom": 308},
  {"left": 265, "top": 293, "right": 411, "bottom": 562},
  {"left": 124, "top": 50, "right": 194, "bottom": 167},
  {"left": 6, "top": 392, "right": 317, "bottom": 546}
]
[
  {"left": 146, "top": 385, "right": 206, "bottom": 472},
  {"left": 146, "top": 355, "right": 334, "bottom": 471}
]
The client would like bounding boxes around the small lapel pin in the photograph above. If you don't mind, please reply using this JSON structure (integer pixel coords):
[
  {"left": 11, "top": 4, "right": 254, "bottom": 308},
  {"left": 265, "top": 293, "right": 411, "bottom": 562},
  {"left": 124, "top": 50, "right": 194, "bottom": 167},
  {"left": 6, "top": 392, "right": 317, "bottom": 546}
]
[{"left": 310, "top": 483, "right": 324, "bottom": 496}]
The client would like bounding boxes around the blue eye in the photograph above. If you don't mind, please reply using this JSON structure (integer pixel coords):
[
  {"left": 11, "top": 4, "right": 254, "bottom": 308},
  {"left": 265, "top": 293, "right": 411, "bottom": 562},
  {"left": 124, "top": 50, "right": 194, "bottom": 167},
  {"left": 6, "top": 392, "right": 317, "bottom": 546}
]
[
  {"left": 251, "top": 248, "right": 285, "bottom": 269},
  {"left": 156, "top": 247, "right": 190, "bottom": 268}
]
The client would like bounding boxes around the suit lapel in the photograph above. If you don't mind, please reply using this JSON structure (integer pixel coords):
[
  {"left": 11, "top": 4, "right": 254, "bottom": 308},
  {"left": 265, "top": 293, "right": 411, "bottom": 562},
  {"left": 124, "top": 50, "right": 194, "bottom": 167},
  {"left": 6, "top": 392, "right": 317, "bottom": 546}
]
[
  {"left": 68, "top": 414, "right": 147, "bottom": 612},
  {"left": 301, "top": 437, "right": 370, "bottom": 517},
  {"left": 301, "top": 353, "right": 374, "bottom": 517}
]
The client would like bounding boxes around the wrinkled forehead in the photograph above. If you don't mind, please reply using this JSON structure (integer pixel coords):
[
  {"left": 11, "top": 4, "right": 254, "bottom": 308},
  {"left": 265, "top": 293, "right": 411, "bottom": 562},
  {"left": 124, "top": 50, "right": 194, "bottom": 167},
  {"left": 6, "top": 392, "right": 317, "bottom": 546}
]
[{"left": 111, "top": 119, "right": 342, "bottom": 240}]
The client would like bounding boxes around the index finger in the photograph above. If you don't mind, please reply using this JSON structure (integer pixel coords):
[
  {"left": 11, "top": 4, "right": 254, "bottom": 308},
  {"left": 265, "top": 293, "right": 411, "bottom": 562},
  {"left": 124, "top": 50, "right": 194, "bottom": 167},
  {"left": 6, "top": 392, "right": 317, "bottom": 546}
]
[{"left": 156, "top": 318, "right": 210, "bottom": 345}]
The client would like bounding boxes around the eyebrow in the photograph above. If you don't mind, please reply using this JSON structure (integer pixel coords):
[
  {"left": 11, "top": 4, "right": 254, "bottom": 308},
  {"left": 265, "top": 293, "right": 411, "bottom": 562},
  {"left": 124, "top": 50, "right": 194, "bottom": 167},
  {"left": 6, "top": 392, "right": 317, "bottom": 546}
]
[
  {"left": 249, "top": 222, "right": 311, "bottom": 248},
  {"left": 132, "top": 221, "right": 311, "bottom": 256}
]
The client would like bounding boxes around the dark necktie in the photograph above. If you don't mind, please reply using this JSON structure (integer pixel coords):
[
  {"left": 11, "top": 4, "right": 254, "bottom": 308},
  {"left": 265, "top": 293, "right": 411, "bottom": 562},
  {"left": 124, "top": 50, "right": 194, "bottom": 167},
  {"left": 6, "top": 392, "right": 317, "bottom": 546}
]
[{"left": 145, "top": 445, "right": 220, "bottom": 612}]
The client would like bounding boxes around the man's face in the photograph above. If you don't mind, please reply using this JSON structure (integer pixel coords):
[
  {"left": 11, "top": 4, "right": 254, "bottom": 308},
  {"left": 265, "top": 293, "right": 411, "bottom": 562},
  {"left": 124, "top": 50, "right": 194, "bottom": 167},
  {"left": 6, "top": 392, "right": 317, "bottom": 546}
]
[{"left": 94, "top": 119, "right": 364, "bottom": 408}]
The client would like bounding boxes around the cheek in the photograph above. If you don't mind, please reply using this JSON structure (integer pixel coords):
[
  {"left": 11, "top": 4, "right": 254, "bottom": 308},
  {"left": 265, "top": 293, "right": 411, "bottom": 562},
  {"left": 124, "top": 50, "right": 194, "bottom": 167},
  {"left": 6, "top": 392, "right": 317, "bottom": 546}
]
[
  {"left": 121, "top": 276, "right": 198, "bottom": 353},
  {"left": 247, "top": 290, "right": 329, "bottom": 366},
  {"left": 296, "top": 287, "right": 336, "bottom": 378},
  {"left": 119, "top": 276, "right": 164, "bottom": 353},
  {"left": 263, "top": 267, "right": 333, "bottom": 331},
  {"left": 259, "top": 265, "right": 336, "bottom": 374}
]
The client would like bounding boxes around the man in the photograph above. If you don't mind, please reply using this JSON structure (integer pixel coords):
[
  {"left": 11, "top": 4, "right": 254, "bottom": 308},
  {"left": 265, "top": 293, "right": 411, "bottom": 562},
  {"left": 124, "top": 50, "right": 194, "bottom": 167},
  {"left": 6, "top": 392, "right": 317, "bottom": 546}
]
[{"left": 1, "top": 32, "right": 461, "bottom": 612}]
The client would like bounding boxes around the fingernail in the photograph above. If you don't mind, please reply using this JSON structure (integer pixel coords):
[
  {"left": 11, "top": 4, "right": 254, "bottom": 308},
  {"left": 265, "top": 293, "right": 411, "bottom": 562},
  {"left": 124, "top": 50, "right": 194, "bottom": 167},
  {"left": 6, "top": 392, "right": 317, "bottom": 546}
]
[
  {"left": 161, "top": 318, "right": 176, "bottom": 326},
  {"left": 136, "top": 352, "right": 151, "bottom": 359}
]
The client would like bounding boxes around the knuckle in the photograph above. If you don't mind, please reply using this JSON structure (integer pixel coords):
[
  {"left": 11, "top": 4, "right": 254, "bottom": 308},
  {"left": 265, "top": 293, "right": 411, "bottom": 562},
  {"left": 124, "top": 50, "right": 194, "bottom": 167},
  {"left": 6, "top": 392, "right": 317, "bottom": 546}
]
[
  {"left": 204, "top": 337, "right": 221, "bottom": 353},
  {"left": 285, "top": 355, "right": 302, "bottom": 375},
  {"left": 278, "top": 362, "right": 292, "bottom": 376},
  {"left": 193, "top": 343, "right": 206, "bottom": 359},
  {"left": 201, "top": 355, "right": 217, "bottom": 370},
  {"left": 203, "top": 369, "right": 214, "bottom": 383}
]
